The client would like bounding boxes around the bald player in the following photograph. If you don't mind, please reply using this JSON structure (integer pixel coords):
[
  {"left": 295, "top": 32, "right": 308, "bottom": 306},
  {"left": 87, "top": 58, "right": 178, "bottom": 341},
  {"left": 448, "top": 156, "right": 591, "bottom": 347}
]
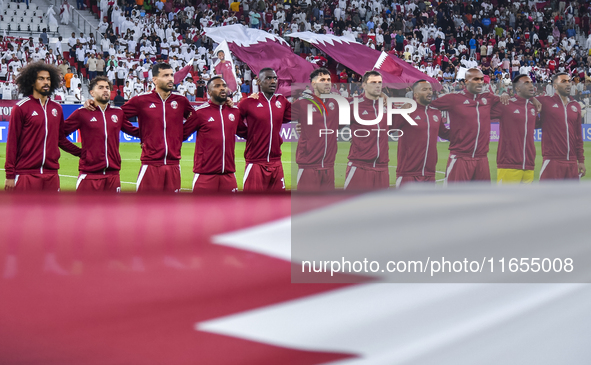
[{"left": 430, "top": 68, "right": 507, "bottom": 184}]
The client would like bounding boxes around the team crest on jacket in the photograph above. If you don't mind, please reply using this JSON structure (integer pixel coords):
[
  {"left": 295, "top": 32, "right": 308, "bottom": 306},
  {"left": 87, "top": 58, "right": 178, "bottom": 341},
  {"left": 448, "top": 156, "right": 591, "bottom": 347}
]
[
  {"left": 171, "top": 101, "right": 178, "bottom": 109},
  {"left": 433, "top": 115, "right": 439, "bottom": 122},
  {"left": 481, "top": 98, "right": 487, "bottom": 105},
  {"left": 52, "top": 109, "right": 57, "bottom": 116},
  {"left": 329, "top": 102, "right": 335, "bottom": 110},
  {"left": 571, "top": 105, "right": 578, "bottom": 112},
  {"left": 229, "top": 113, "right": 235, "bottom": 121},
  {"left": 111, "top": 115, "right": 118, "bottom": 123},
  {"left": 275, "top": 100, "right": 282, "bottom": 108},
  {"left": 531, "top": 108, "right": 536, "bottom": 116}
]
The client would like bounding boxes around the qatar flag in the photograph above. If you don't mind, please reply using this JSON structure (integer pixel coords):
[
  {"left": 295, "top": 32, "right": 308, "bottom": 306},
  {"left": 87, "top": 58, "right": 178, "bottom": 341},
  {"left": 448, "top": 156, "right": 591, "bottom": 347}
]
[
  {"left": 1, "top": 186, "right": 590, "bottom": 364},
  {"left": 286, "top": 32, "right": 441, "bottom": 89},
  {"left": 204, "top": 25, "right": 317, "bottom": 96}
]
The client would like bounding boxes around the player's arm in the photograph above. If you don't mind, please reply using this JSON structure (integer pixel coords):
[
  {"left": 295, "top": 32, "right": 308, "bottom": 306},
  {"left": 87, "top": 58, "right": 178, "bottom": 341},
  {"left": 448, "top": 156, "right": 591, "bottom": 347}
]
[
  {"left": 428, "top": 93, "right": 455, "bottom": 111},
  {"left": 436, "top": 112, "right": 450, "bottom": 140},
  {"left": 490, "top": 102, "right": 503, "bottom": 120},
  {"left": 576, "top": 110, "right": 586, "bottom": 176},
  {"left": 282, "top": 98, "right": 292, "bottom": 123},
  {"left": 4, "top": 105, "right": 23, "bottom": 189},
  {"left": 59, "top": 110, "right": 82, "bottom": 156},
  {"left": 236, "top": 112, "right": 248, "bottom": 139},
  {"left": 121, "top": 96, "right": 139, "bottom": 120},
  {"left": 121, "top": 115, "right": 140, "bottom": 138},
  {"left": 237, "top": 102, "right": 249, "bottom": 139},
  {"left": 182, "top": 110, "right": 202, "bottom": 140},
  {"left": 182, "top": 98, "right": 193, "bottom": 119}
]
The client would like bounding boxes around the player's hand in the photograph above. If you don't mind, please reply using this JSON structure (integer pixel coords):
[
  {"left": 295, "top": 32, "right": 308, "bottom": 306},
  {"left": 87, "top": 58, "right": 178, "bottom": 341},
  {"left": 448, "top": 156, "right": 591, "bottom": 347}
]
[
  {"left": 295, "top": 122, "right": 301, "bottom": 134},
  {"left": 400, "top": 103, "right": 412, "bottom": 109},
  {"left": 83, "top": 99, "right": 97, "bottom": 111},
  {"left": 248, "top": 92, "right": 259, "bottom": 99},
  {"left": 224, "top": 98, "right": 234, "bottom": 107},
  {"left": 578, "top": 162, "right": 586, "bottom": 177},
  {"left": 531, "top": 97, "right": 542, "bottom": 112},
  {"left": 4, "top": 179, "right": 15, "bottom": 191},
  {"left": 500, "top": 93, "right": 510, "bottom": 105}
]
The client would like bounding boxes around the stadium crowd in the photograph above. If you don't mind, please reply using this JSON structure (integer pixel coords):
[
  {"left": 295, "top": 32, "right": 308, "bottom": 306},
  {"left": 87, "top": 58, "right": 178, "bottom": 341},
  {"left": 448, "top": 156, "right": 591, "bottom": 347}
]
[{"left": 2, "top": 0, "right": 591, "bottom": 104}]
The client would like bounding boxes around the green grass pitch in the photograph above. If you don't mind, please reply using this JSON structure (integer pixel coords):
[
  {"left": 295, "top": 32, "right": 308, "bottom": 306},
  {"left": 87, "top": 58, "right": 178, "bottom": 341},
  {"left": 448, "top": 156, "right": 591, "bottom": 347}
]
[{"left": 1, "top": 142, "right": 590, "bottom": 191}]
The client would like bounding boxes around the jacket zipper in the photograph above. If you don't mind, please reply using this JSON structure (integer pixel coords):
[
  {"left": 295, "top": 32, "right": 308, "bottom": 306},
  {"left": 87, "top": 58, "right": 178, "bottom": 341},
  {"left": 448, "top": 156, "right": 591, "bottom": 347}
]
[
  {"left": 40, "top": 99, "right": 48, "bottom": 174},
  {"left": 422, "top": 107, "right": 430, "bottom": 176},
  {"left": 101, "top": 106, "right": 109, "bottom": 174},
  {"left": 219, "top": 105, "right": 226, "bottom": 173}
]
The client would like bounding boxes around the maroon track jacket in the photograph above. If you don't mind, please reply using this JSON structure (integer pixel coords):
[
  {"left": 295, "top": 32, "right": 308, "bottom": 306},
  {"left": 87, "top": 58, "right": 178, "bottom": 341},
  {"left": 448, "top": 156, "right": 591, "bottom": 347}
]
[
  {"left": 123, "top": 91, "right": 193, "bottom": 166},
  {"left": 238, "top": 93, "right": 291, "bottom": 164},
  {"left": 491, "top": 95, "right": 538, "bottom": 170},
  {"left": 183, "top": 102, "right": 246, "bottom": 174},
  {"left": 347, "top": 96, "right": 390, "bottom": 167},
  {"left": 5, "top": 96, "right": 81, "bottom": 179},
  {"left": 64, "top": 105, "right": 140, "bottom": 174},
  {"left": 393, "top": 103, "right": 450, "bottom": 177},
  {"left": 292, "top": 94, "right": 339, "bottom": 169},
  {"left": 536, "top": 93, "right": 585, "bottom": 163},
  {"left": 430, "top": 89, "right": 501, "bottom": 158}
]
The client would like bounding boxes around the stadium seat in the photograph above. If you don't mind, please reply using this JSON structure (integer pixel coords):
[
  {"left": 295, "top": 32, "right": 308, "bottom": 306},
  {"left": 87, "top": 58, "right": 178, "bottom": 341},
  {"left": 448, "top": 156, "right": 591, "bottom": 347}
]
[
  {"left": 110, "top": 90, "right": 117, "bottom": 100},
  {"left": 49, "top": 24, "right": 58, "bottom": 33},
  {"left": 29, "top": 4, "right": 38, "bottom": 11},
  {"left": 0, "top": 22, "right": 7, "bottom": 31}
]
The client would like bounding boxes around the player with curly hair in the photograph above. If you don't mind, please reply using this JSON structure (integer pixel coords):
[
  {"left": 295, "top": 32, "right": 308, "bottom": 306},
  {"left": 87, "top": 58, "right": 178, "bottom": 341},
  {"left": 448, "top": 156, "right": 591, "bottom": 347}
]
[{"left": 4, "top": 61, "right": 81, "bottom": 191}]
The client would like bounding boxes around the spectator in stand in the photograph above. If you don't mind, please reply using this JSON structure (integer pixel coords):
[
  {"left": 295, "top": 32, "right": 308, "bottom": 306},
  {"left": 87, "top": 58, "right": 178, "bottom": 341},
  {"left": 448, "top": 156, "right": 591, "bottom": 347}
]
[
  {"left": 186, "top": 77, "right": 196, "bottom": 102},
  {"left": 64, "top": 68, "right": 74, "bottom": 92},
  {"left": 241, "top": 79, "right": 251, "bottom": 98},
  {"left": 86, "top": 54, "right": 98, "bottom": 80}
]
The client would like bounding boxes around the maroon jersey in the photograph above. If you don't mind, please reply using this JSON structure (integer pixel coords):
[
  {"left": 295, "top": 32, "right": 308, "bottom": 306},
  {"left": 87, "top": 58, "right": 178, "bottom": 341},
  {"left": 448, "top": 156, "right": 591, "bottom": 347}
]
[
  {"left": 292, "top": 94, "right": 339, "bottom": 168},
  {"left": 5, "top": 96, "right": 81, "bottom": 179},
  {"left": 393, "top": 103, "right": 450, "bottom": 177},
  {"left": 123, "top": 91, "right": 193, "bottom": 166},
  {"left": 238, "top": 93, "right": 291, "bottom": 164},
  {"left": 183, "top": 102, "right": 246, "bottom": 174},
  {"left": 536, "top": 94, "right": 585, "bottom": 163},
  {"left": 64, "top": 105, "right": 140, "bottom": 174},
  {"left": 430, "top": 89, "right": 501, "bottom": 158},
  {"left": 491, "top": 95, "right": 538, "bottom": 170},
  {"left": 347, "top": 96, "right": 390, "bottom": 167}
]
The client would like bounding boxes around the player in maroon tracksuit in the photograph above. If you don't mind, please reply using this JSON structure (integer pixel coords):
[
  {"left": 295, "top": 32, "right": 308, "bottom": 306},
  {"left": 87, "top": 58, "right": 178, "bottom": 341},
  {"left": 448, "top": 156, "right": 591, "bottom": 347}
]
[
  {"left": 213, "top": 50, "right": 237, "bottom": 94},
  {"left": 490, "top": 74, "right": 538, "bottom": 184},
  {"left": 85, "top": 63, "right": 194, "bottom": 193},
  {"left": 4, "top": 62, "right": 81, "bottom": 192},
  {"left": 344, "top": 71, "right": 391, "bottom": 191},
  {"left": 239, "top": 68, "right": 291, "bottom": 192},
  {"left": 430, "top": 68, "right": 504, "bottom": 184},
  {"left": 183, "top": 76, "right": 247, "bottom": 193},
  {"left": 535, "top": 72, "right": 586, "bottom": 180},
  {"left": 392, "top": 80, "right": 450, "bottom": 187},
  {"left": 63, "top": 77, "right": 140, "bottom": 192},
  {"left": 292, "top": 68, "right": 339, "bottom": 191}
]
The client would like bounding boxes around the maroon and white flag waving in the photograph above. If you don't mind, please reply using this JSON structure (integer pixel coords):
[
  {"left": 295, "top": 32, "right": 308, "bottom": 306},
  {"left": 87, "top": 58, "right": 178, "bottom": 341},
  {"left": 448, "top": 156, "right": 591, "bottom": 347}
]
[
  {"left": 204, "top": 25, "right": 317, "bottom": 96},
  {"left": 286, "top": 32, "right": 440, "bottom": 88}
]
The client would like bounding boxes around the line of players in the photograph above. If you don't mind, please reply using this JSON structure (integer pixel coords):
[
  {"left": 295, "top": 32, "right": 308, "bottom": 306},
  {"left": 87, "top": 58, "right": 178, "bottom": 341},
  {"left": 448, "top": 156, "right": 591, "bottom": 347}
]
[
  {"left": 295, "top": 67, "right": 586, "bottom": 191},
  {"left": 4, "top": 61, "right": 586, "bottom": 193},
  {"left": 5, "top": 61, "right": 291, "bottom": 193}
]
